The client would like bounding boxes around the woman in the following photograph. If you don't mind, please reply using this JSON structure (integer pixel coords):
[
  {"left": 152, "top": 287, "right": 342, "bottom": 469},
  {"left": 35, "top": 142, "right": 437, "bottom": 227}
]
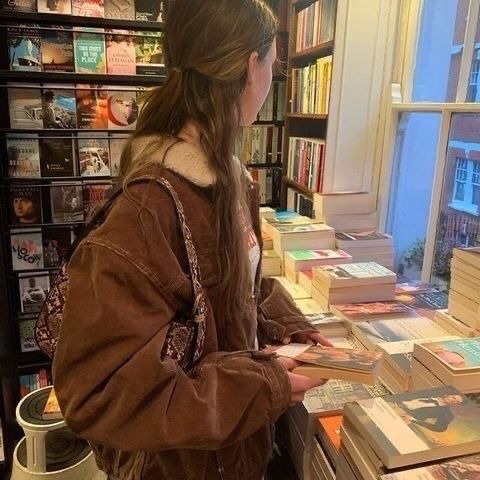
[{"left": 53, "top": 1, "right": 329, "bottom": 479}]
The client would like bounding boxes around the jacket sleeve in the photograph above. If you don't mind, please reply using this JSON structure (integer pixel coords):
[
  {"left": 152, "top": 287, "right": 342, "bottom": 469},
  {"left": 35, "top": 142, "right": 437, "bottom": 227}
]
[
  {"left": 256, "top": 277, "right": 317, "bottom": 347},
  {"left": 53, "top": 241, "right": 291, "bottom": 452}
]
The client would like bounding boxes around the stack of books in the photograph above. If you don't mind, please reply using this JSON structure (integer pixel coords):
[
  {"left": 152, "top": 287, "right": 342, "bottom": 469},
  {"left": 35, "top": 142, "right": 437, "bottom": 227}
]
[
  {"left": 339, "top": 386, "right": 480, "bottom": 480},
  {"left": 335, "top": 230, "right": 395, "bottom": 269},
  {"left": 261, "top": 249, "right": 282, "bottom": 277},
  {"left": 433, "top": 309, "right": 476, "bottom": 338},
  {"left": 448, "top": 248, "right": 480, "bottom": 335},
  {"left": 283, "top": 248, "right": 352, "bottom": 283},
  {"left": 412, "top": 338, "right": 480, "bottom": 394},
  {"left": 305, "top": 312, "right": 348, "bottom": 338},
  {"left": 311, "top": 263, "right": 396, "bottom": 310}
]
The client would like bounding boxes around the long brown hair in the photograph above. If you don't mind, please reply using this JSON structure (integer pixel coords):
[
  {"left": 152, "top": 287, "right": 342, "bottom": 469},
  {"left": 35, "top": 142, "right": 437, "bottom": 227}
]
[{"left": 120, "top": 0, "right": 277, "bottom": 320}]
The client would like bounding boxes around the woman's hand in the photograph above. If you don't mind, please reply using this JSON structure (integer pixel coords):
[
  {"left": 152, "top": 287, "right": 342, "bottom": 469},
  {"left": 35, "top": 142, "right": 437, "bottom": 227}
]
[{"left": 282, "top": 331, "right": 334, "bottom": 347}]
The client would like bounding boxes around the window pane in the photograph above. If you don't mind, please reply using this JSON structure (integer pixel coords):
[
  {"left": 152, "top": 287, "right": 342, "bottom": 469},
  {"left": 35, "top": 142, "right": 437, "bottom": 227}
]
[
  {"left": 413, "top": 0, "right": 469, "bottom": 102},
  {"left": 432, "top": 113, "right": 480, "bottom": 288},
  {"left": 466, "top": 11, "right": 480, "bottom": 101},
  {"left": 387, "top": 112, "right": 442, "bottom": 281}
]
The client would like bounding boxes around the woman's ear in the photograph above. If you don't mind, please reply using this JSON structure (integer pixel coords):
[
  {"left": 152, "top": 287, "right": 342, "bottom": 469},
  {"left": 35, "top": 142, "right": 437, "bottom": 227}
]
[{"left": 246, "top": 51, "right": 259, "bottom": 85}]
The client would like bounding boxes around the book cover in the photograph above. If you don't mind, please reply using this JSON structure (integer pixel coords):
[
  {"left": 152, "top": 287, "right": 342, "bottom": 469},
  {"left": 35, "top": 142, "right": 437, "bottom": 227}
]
[
  {"left": 42, "top": 87, "right": 77, "bottom": 129},
  {"left": 78, "top": 134, "right": 110, "bottom": 176},
  {"left": 135, "top": 0, "right": 164, "bottom": 21},
  {"left": 39, "top": 136, "right": 75, "bottom": 177},
  {"left": 347, "top": 386, "right": 480, "bottom": 469},
  {"left": 42, "top": 227, "right": 72, "bottom": 268},
  {"left": 416, "top": 338, "right": 480, "bottom": 372},
  {"left": 7, "top": 136, "right": 41, "bottom": 178},
  {"left": 1, "top": 0, "right": 36, "bottom": 11},
  {"left": 396, "top": 291, "right": 449, "bottom": 319},
  {"left": 395, "top": 281, "right": 437, "bottom": 294},
  {"left": 274, "top": 223, "right": 328, "bottom": 234},
  {"left": 135, "top": 31, "right": 165, "bottom": 75},
  {"left": 50, "top": 183, "right": 84, "bottom": 223},
  {"left": 305, "top": 312, "right": 343, "bottom": 327},
  {"left": 18, "top": 272, "right": 49, "bottom": 312},
  {"left": 104, "top": 0, "right": 134, "bottom": 18},
  {"left": 10, "top": 229, "right": 44, "bottom": 270},
  {"left": 83, "top": 182, "right": 113, "bottom": 220},
  {"left": 40, "top": 26, "right": 74, "bottom": 72},
  {"left": 76, "top": 84, "right": 108, "bottom": 129},
  {"left": 8, "top": 85, "right": 43, "bottom": 129},
  {"left": 7, "top": 25, "right": 42, "bottom": 71},
  {"left": 332, "top": 301, "right": 414, "bottom": 319},
  {"left": 317, "top": 263, "right": 395, "bottom": 283},
  {"left": 109, "top": 135, "right": 128, "bottom": 176},
  {"left": 37, "top": 0, "right": 72, "bottom": 13},
  {"left": 74, "top": 28, "right": 106, "bottom": 74},
  {"left": 43, "top": 388, "right": 63, "bottom": 421},
  {"left": 106, "top": 30, "right": 136, "bottom": 74},
  {"left": 287, "top": 249, "right": 351, "bottom": 262},
  {"left": 107, "top": 88, "right": 138, "bottom": 129},
  {"left": 72, "top": 0, "right": 104, "bottom": 16},
  {"left": 319, "top": 415, "right": 343, "bottom": 454},
  {"left": 8, "top": 186, "right": 42, "bottom": 225},
  {"left": 18, "top": 315, "right": 41, "bottom": 352},
  {"left": 336, "top": 230, "right": 392, "bottom": 242}
]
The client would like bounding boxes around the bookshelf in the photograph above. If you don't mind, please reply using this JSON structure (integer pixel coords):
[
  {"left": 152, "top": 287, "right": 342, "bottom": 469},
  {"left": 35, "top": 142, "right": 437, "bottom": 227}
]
[{"left": 0, "top": 1, "right": 169, "bottom": 474}]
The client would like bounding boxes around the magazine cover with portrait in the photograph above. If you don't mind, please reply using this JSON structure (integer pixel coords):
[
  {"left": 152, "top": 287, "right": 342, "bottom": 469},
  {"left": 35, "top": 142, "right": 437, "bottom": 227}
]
[
  {"left": 8, "top": 186, "right": 42, "bottom": 225},
  {"left": 18, "top": 273, "right": 50, "bottom": 313}
]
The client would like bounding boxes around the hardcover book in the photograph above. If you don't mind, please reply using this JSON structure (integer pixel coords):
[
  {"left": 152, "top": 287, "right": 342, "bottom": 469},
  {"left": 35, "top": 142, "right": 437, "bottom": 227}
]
[
  {"left": 72, "top": 0, "right": 104, "bottom": 17},
  {"left": 135, "top": 31, "right": 165, "bottom": 75},
  {"left": 106, "top": 30, "right": 136, "bottom": 74},
  {"left": 8, "top": 85, "right": 43, "bottom": 129},
  {"left": 109, "top": 135, "right": 128, "bottom": 176},
  {"left": 8, "top": 186, "right": 42, "bottom": 225},
  {"left": 107, "top": 88, "right": 138, "bottom": 129},
  {"left": 135, "top": 0, "right": 164, "bottom": 22},
  {"left": 1, "top": 0, "right": 36, "bottom": 11},
  {"left": 50, "top": 183, "right": 84, "bottom": 223},
  {"left": 76, "top": 84, "right": 108, "bottom": 129},
  {"left": 37, "top": 0, "right": 72, "bottom": 13},
  {"left": 18, "top": 272, "right": 49, "bottom": 313},
  {"left": 7, "top": 25, "right": 42, "bottom": 71},
  {"left": 74, "top": 28, "right": 106, "bottom": 74},
  {"left": 18, "top": 314, "right": 41, "bottom": 352},
  {"left": 7, "top": 136, "right": 41, "bottom": 178},
  {"left": 42, "top": 227, "right": 72, "bottom": 268},
  {"left": 42, "top": 87, "right": 77, "bottom": 129},
  {"left": 39, "top": 136, "right": 75, "bottom": 177},
  {"left": 10, "top": 229, "right": 44, "bottom": 271},
  {"left": 104, "top": 0, "right": 134, "bottom": 19},
  {"left": 78, "top": 134, "right": 110, "bottom": 176},
  {"left": 83, "top": 182, "right": 113, "bottom": 220},
  {"left": 40, "top": 26, "right": 74, "bottom": 72},
  {"left": 344, "top": 386, "right": 480, "bottom": 469}
]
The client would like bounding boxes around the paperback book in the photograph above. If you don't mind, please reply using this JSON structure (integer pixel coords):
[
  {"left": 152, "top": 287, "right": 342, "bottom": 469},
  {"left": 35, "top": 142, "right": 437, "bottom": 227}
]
[
  {"left": 39, "top": 136, "right": 75, "bottom": 177},
  {"left": 396, "top": 291, "right": 449, "bottom": 320},
  {"left": 18, "top": 272, "right": 49, "bottom": 313},
  {"left": 7, "top": 25, "right": 42, "bottom": 71},
  {"left": 8, "top": 85, "right": 43, "bottom": 129},
  {"left": 8, "top": 186, "right": 42, "bottom": 225},
  {"left": 106, "top": 30, "right": 136, "bottom": 74},
  {"left": 72, "top": 0, "right": 104, "bottom": 17},
  {"left": 135, "top": 31, "right": 165, "bottom": 75},
  {"left": 83, "top": 182, "right": 113, "bottom": 220},
  {"left": 40, "top": 26, "right": 74, "bottom": 72},
  {"left": 10, "top": 229, "right": 44, "bottom": 271},
  {"left": 76, "top": 84, "right": 109, "bottom": 129},
  {"left": 37, "top": 0, "right": 72, "bottom": 13},
  {"left": 18, "top": 313, "right": 40, "bottom": 352},
  {"left": 50, "top": 183, "right": 84, "bottom": 223},
  {"left": 7, "top": 135, "right": 41, "bottom": 178},
  {"left": 107, "top": 88, "right": 138, "bottom": 129},
  {"left": 135, "top": 0, "right": 164, "bottom": 22},
  {"left": 105, "top": 0, "right": 134, "bottom": 18},
  {"left": 42, "top": 227, "right": 72, "bottom": 268},
  {"left": 42, "top": 87, "right": 77, "bottom": 129},
  {"left": 78, "top": 134, "right": 111, "bottom": 176},
  {"left": 73, "top": 28, "right": 106, "bottom": 74},
  {"left": 331, "top": 301, "right": 415, "bottom": 321},
  {"left": 1, "top": 0, "right": 36, "bottom": 11}
]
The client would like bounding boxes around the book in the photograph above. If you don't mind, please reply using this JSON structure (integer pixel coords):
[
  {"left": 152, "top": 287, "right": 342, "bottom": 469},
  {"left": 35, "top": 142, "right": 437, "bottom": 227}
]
[
  {"left": 109, "top": 134, "right": 128, "bottom": 176},
  {"left": 336, "top": 230, "right": 393, "bottom": 248},
  {"left": 7, "top": 25, "right": 42, "bottom": 71},
  {"left": 18, "top": 314, "right": 41, "bottom": 352},
  {"left": 344, "top": 386, "right": 480, "bottom": 469},
  {"left": 135, "top": 0, "right": 164, "bottom": 22},
  {"left": 18, "top": 272, "right": 49, "bottom": 312},
  {"left": 135, "top": 31, "right": 165, "bottom": 75},
  {"left": 40, "top": 26, "right": 74, "bottom": 72},
  {"left": 42, "top": 227, "right": 72, "bottom": 268},
  {"left": 8, "top": 85, "right": 43, "bottom": 129},
  {"left": 434, "top": 309, "right": 476, "bottom": 338},
  {"left": 396, "top": 291, "right": 449, "bottom": 320},
  {"left": 284, "top": 249, "right": 352, "bottom": 274},
  {"left": 1, "top": 0, "right": 36, "bottom": 11},
  {"left": 37, "top": 0, "right": 72, "bottom": 13},
  {"left": 72, "top": 0, "right": 104, "bottom": 16},
  {"left": 262, "top": 249, "right": 282, "bottom": 277},
  {"left": 305, "top": 312, "right": 347, "bottom": 337},
  {"left": 73, "top": 28, "right": 106, "bottom": 73},
  {"left": 8, "top": 186, "right": 42, "bottom": 225},
  {"left": 318, "top": 415, "right": 343, "bottom": 469},
  {"left": 10, "top": 229, "right": 44, "bottom": 271},
  {"left": 107, "top": 88, "right": 138, "bottom": 129},
  {"left": 294, "top": 298, "right": 324, "bottom": 315},
  {"left": 298, "top": 270, "right": 313, "bottom": 295},
  {"left": 105, "top": 0, "right": 134, "bottom": 18},
  {"left": 42, "top": 86, "right": 77, "bottom": 129},
  {"left": 76, "top": 84, "right": 108, "bottom": 129},
  {"left": 272, "top": 276, "right": 311, "bottom": 299},
  {"left": 106, "top": 30, "right": 136, "bottom": 74},
  {"left": 50, "top": 182, "right": 84, "bottom": 223},
  {"left": 39, "top": 136, "right": 75, "bottom": 177},
  {"left": 83, "top": 182, "right": 113, "bottom": 220},
  {"left": 78, "top": 134, "right": 111, "bottom": 176},
  {"left": 273, "top": 343, "right": 383, "bottom": 385},
  {"left": 42, "top": 388, "right": 63, "bottom": 421},
  {"left": 395, "top": 281, "right": 437, "bottom": 294},
  {"left": 331, "top": 301, "right": 415, "bottom": 321},
  {"left": 7, "top": 135, "right": 41, "bottom": 178}
]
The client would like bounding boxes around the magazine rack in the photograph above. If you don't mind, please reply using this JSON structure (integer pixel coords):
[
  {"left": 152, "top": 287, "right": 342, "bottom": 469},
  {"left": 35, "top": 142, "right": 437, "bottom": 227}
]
[{"left": 10, "top": 386, "right": 101, "bottom": 479}]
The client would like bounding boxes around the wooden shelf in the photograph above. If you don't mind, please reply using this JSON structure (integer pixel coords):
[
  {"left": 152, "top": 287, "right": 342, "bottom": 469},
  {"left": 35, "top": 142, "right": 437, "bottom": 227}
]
[
  {"left": 0, "top": 70, "right": 166, "bottom": 85},
  {"left": 245, "top": 163, "right": 283, "bottom": 169},
  {"left": 0, "top": 10, "right": 164, "bottom": 31},
  {"left": 283, "top": 177, "right": 316, "bottom": 197},
  {"left": 252, "top": 120, "right": 284, "bottom": 127},
  {"left": 290, "top": 41, "right": 334, "bottom": 63},
  {"left": 286, "top": 113, "right": 328, "bottom": 120}
]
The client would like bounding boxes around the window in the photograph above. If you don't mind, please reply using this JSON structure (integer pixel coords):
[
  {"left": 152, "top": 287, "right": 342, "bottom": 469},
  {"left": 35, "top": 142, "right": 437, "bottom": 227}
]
[{"left": 450, "top": 157, "right": 480, "bottom": 214}]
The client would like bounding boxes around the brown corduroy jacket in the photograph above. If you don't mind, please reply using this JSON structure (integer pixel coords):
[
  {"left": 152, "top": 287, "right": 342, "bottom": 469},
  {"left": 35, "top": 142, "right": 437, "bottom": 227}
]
[{"left": 52, "top": 140, "right": 315, "bottom": 480}]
